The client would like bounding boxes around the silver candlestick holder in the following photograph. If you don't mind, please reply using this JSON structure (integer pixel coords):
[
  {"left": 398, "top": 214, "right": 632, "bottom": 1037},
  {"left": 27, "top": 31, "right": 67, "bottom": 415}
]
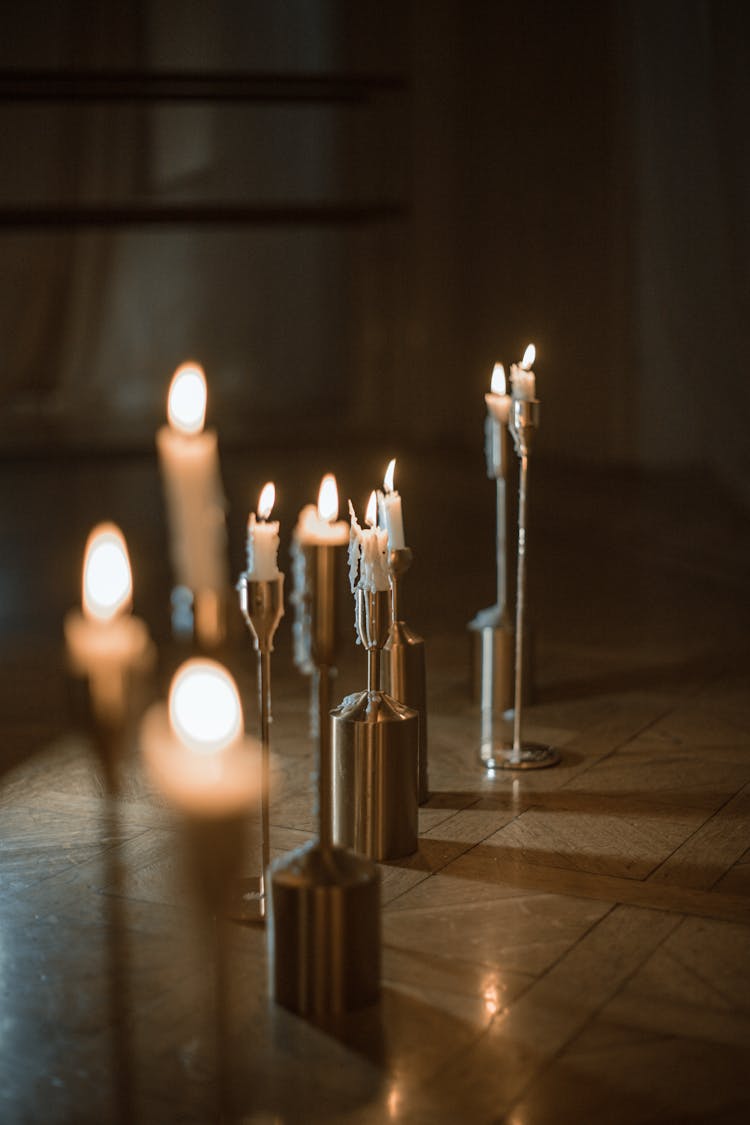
[
  {"left": 483, "top": 397, "right": 560, "bottom": 770},
  {"left": 382, "top": 548, "right": 429, "bottom": 803},
  {"left": 271, "top": 535, "right": 380, "bottom": 1017},
  {"left": 332, "top": 587, "right": 419, "bottom": 860},
  {"left": 469, "top": 407, "right": 516, "bottom": 717},
  {"left": 231, "top": 572, "right": 284, "bottom": 923}
]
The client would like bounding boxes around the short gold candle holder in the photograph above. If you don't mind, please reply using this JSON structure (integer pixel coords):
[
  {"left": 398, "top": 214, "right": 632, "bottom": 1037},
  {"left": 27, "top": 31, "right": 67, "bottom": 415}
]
[
  {"left": 332, "top": 588, "right": 419, "bottom": 860},
  {"left": 230, "top": 572, "right": 284, "bottom": 923},
  {"left": 271, "top": 531, "right": 380, "bottom": 1017},
  {"left": 382, "top": 547, "right": 429, "bottom": 803}
]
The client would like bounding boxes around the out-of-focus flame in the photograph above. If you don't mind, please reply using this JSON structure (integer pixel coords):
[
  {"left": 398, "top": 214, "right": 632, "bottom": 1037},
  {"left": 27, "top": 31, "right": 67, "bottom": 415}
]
[
  {"left": 383, "top": 458, "right": 396, "bottom": 493},
  {"left": 82, "top": 522, "right": 132, "bottom": 622},
  {"left": 258, "top": 481, "right": 275, "bottom": 520},
  {"left": 167, "top": 362, "right": 207, "bottom": 435},
  {"left": 169, "top": 658, "right": 243, "bottom": 754},
  {"left": 365, "top": 490, "right": 378, "bottom": 528},
  {"left": 317, "top": 473, "right": 339, "bottom": 522},
  {"left": 491, "top": 363, "right": 506, "bottom": 395},
  {"left": 521, "top": 344, "right": 536, "bottom": 370}
]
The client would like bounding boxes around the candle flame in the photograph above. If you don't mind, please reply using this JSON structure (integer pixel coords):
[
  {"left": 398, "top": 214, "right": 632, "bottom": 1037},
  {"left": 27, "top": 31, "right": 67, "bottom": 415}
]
[
  {"left": 383, "top": 458, "right": 396, "bottom": 493},
  {"left": 169, "top": 658, "right": 243, "bottom": 755},
  {"left": 167, "top": 362, "right": 207, "bottom": 435},
  {"left": 490, "top": 363, "right": 506, "bottom": 395},
  {"left": 521, "top": 344, "right": 536, "bottom": 370},
  {"left": 365, "top": 490, "right": 378, "bottom": 528},
  {"left": 258, "top": 481, "right": 275, "bottom": 520},
  {"left": 317, "top": 473, "right": 338, "bottom": 522},
  {"left": 82, "top": 522, "right": 132, "bottom": 622}
]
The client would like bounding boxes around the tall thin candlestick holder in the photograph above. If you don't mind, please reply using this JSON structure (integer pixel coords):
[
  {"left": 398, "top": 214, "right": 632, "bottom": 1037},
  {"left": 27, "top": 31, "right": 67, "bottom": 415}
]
[
  {"left": 231, "top": 572, "right": 284, "bottom": 922},
  {"left": 382, "top": 547, "right": 429, "bottom": 803},
  {"left": 271, "top": 533, "right": 380, "bottom": 1017},
  {"left": 483, "top": 397, "right": 560, "bottom": 770},
  {"left": 332, "top": 587, "right": 419, "bottom": 860},
  {"left": 469, "top": 408, "right": 516, "bottom": 717}
]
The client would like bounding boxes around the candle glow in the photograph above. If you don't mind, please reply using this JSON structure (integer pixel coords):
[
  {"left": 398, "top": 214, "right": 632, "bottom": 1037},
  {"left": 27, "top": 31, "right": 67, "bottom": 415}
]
[
  {"left": 365, "top": 490, "right": 378, "bottom": 528},
  {"left": 167, "top": 362, "right": 207, "bottom": 435},
  {"left": 258, "top": 481, "right": 275, "bottom": 521},
  {"left": 82, "top": 523, "right": 132, "bottom": 622},
  {"left": 169, "top": 659, "right": 243, "bottom": 755},
  {"left": 383, "top": 458, "right": 396, "bottom": 494},
  {"left": 490, "top": 363, "right": 506, "bottom": 395},
  {"left": 521, "top": 344, "right": 536, "bottom": 370},
  {"left": 317, "top": 473, "right": 339, "bottom": 522}
]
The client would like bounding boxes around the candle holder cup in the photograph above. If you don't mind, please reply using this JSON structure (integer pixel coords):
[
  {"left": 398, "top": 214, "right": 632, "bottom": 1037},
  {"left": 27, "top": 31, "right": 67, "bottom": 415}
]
[
  {"left": 230, "top": 572, "right": 284, "bottom": 923},
  {"left": 332, "top": 588, "right": 419, "bottom": 861},
  {"left": 271, "top": 537, "right": 380, "bottom": 1018},
  {"left": 382, "top": 548, "right": 429, "bottom": 804},
  {"left": 483, "top": 397, "right": 559, "bottom": 771}
]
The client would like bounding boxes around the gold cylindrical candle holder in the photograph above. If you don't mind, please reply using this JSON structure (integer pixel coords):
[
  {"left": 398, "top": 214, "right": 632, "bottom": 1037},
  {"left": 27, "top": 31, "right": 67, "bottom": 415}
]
[
  {"left": 332, "top": 588, "right": 419, "bottom": 861},
  {"left": 382, "top": 547, "right": 429, "bottom": 803},
  {"left": 271, "top": 507, "right": 380, "bottom": 1017}
]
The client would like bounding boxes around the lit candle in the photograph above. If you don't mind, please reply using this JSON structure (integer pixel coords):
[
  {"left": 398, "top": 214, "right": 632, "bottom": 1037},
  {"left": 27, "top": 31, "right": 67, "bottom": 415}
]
[
  {"left": 246, "top": 481, "right": 280, "bottom": 581},
  {"left": 485, "top": 363, "right": 511, "bottom": 423},
  {"left": 155, "top": 361, "right": 228, "bottom": 595},
  {"left": 140, "top": 658, "right": 261, "bottom": 817},
  {"left": 378, "top": 458, "right": 407, "bottom": 551},
  {"left": 510, "top": 344, "right": 537, "bottom": 401},
  {"left": 64, "top": 523, "right": 152, "bottom": 720},
  {"left": 294, "top": 473, "right": 349, "bottom": 546},
  {"left": 348, "top": 491, "right": 389, "bottom": 593}
]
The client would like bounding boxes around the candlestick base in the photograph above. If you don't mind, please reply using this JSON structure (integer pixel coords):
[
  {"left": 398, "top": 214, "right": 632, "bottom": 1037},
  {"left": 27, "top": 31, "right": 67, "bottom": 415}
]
[
  {"left": 269, "top": 841, "right": 380, "bottom": 1017},
  {"left": 481, "top": 739, "right": 560, "bottom": 771},
  {"left": 226, "top": 875, "right": 266, "bottom": 924},
  {"left": 331, "top": 689, "right": 419, "bottom": 861}
]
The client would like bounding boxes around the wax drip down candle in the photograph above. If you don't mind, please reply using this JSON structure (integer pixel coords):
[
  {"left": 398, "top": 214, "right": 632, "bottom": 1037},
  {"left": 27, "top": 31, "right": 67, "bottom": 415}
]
[
  {"left": 348, "top": 491, "right": 390, "bottom": 602},
  {"left": 246, "top": 482, "right": 280, "bottom": 582}
]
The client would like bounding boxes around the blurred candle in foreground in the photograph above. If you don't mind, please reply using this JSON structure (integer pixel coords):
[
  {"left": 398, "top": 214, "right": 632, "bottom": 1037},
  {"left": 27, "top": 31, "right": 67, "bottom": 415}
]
[
  {"left": 64, "top": 523, "right": 151, "bottom": 720},
  {"left": 141, "top": 658, "right": 261, "bottom": 816},
  {"left": 156, "top": 362, "right": 228, "bottom": 623},
  {"left": 378, "top": 458, "right": 406, "bottom": 551},
  {"left": 510, "top": 344, "right": 537, "bottom": 401},
  {"left": 246, "top": 481, "right": 280, "bottom": 581}
]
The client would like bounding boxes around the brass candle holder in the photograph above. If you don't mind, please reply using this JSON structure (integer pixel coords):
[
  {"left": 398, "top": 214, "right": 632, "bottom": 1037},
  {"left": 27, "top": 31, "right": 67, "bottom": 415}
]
[
  {"left": 483, "top": 397, "right": 560, "bottom": 771},
  {"left": 382, "top": 547, "right": 429, "bottom": 803},
  {"left": 231, "top": 572, "right": 284, "bottom": 923},
  {"left": 332, "top": 586, "right": 419, "bottom": 860},
  {"left": 271, "top": 522, "right": 380, "bottom": 1017}
]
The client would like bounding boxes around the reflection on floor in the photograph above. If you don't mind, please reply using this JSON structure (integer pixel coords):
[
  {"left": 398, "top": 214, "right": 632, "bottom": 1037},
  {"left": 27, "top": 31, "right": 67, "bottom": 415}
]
[{"left": 1, "top": 454, "right": 749, "bottom": 1123}]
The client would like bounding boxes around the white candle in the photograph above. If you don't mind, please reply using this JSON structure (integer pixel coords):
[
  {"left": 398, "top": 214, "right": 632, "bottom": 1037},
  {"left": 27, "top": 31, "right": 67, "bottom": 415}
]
[
  {"left": 348, "top": 491, "right": 389, "bottom": 593},
  {"left": 140, "top": 658, "right": 262, "bottom": 817},
  {"left": 246, "top": 481, "right": 280, "bottom": 581},
  {"left": 485, "top": 363, "right": 511, "bottom": 423},
  {"left": 156, "top": 361, "right": 228, "bottom": 594},
  {"left": 510, "top": 343, "right": 537, "bottom": 401},
  {"left": 64, "top": 523, "right": 152, "bottom": 719},
  {"left": 294, "top": 473, "right": 349, "bottom": 546},
  {"left": 379, "top": 457, "right": 407, "bottom": 551}
]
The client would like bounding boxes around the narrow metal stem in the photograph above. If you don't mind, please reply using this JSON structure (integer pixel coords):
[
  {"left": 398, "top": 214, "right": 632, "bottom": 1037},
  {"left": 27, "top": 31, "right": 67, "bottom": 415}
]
[
  {"left": 512, "top": 454, "right": 529, "bottom": 755},
  {"left": 496, "top": 476, "right": 508, "bottom": 614},
  {"left": 367, "top": 648, "right": 379, "bottom": 693},
  {"left": 390, "top": 574, "right": 401, "bottom": 624},
  {"left": 315, "top": 665, "right": 332, "bottom": 850},
  {"left": 257, "top": 648, "right": 272, "bottom": 905}
]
